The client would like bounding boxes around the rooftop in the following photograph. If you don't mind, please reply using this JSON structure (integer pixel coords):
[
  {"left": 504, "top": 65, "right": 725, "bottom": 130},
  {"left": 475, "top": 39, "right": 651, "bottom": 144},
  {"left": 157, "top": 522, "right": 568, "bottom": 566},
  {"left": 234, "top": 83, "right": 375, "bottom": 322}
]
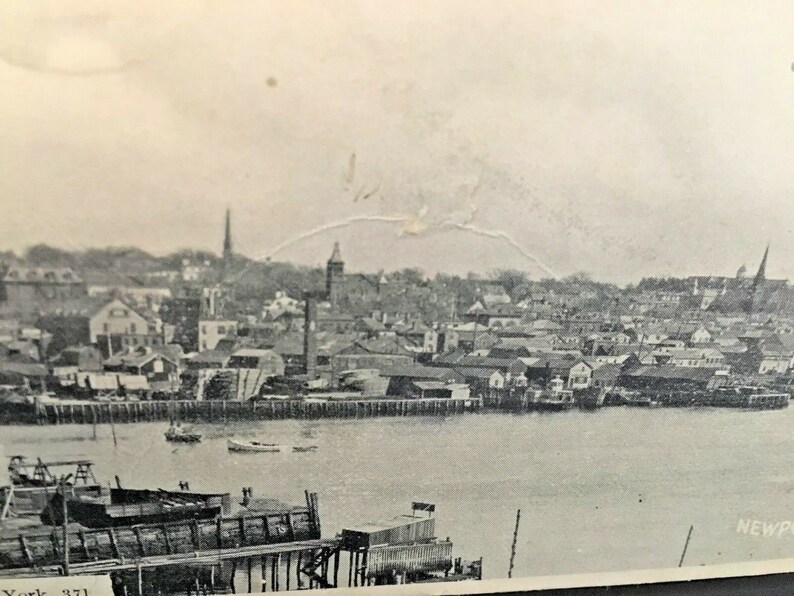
[{"left": 3, "top": 265, "right": 82, "bottom": 284}]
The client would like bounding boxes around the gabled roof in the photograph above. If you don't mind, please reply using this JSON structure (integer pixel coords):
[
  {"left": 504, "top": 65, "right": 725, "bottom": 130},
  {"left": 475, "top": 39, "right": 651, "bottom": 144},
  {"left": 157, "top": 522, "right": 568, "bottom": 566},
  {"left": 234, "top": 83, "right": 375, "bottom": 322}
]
[
  {"left": 570, "top": 359, "right": 598, "bottom": 370},
  {"left": 411, "top": 380, "right": 468, "bottom": 391},
  {"left": 104, "top": 347, "right": 178, "bottom": 369},
  {"left": 523, "top": 353, "right": 580, "bottom": 370},
  {"left": 379, "top": 364, "right": 463, "bottom": 381},
  {"left": 454, "top": 367, "right": 505, "bottom": 380},
  {"left": 468, "top": 305, "right": 525, "bottom": 317},
  {"left": 775, "top": 334, "right": 794, "bottom": 352},
  {"left": 354, "top": 317, "right": 388, "bottom": 333},
  {"left": 592, "top": 363, "right": 623, "bottom": 381},
  {"left": 392, "top": 320, "right": 431, "bottom": 335},
  {"left": 188, "top": 349, "right": 231, "bottom": 367},
  {"left": 491, "top": 336, "right": 555, "bottom": 351},
  {"left": 450, "top": 355, "right": 516, "bottom": 370},
  {"left": 432, "top": 349, "right": 468, "bottom": 366},
  {"left": 0, "top": 361, "right": 48, "bottom": 378},
  {"left": 50, "top": 345, "right": 102, "bottom": 367},
  {"left": 346, "top": 336, "right": 414, "bottom": 356},
  {"left": 38, "top": 296, "right": 109, "bottom": 318},
  {"left": 652, "top": 347, "right": 724, "bottom": 359}
]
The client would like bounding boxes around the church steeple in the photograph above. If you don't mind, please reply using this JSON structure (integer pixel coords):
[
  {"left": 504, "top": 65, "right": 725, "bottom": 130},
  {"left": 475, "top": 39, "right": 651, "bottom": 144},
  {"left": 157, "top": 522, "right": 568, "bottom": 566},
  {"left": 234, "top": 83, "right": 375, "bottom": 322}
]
[
  {"left": 326, "top": 242, "right": 345, "bottom": 308},
  {"left": 223, "top": 208, "right": 233, "bottom": 262},
  {"left": 752, "top": 244, "right": 769, "bottom": 289},
  {"left": 747, "top": 244, "right": 769, "bottom": 315}
]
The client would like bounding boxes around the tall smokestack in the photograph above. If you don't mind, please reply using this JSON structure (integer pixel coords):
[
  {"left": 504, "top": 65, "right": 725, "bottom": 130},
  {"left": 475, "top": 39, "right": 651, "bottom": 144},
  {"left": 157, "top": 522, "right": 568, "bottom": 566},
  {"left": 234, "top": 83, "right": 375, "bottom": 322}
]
[{"left": 303, "top": 292, "right": 318, "bottom": 379}]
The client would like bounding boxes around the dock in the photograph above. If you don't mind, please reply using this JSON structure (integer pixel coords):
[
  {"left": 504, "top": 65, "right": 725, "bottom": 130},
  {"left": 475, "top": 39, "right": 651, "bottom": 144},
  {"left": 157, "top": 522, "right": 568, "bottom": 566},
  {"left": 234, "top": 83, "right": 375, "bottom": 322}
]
[
  {"left": 0, "top": 493, "right": 481, "bottom": 594},
  {"left": 32, "top": 397, "right": 482, "bottom": 425}
]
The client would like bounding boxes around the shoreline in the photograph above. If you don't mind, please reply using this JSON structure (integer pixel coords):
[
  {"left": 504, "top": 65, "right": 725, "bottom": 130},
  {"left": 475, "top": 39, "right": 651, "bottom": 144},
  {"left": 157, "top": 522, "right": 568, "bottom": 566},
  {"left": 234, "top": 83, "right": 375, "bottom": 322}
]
[{"left": 1, "top": 397, "right": 483, "bottom": 425}]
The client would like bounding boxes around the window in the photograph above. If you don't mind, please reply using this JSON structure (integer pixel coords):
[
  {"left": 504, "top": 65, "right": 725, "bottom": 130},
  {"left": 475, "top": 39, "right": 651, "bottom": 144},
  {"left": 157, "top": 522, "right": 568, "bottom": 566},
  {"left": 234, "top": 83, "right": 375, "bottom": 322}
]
[
  {"left": 201, "top": 326, "right": 207, "bottom": 335},
  {"left": 217, "top": 326, "right": 226, "bottom": 335},
  {"left": 103, "top": 323, "right": 109, "bottom": 333},
  {"left": 130, "top": 323, "right": 136, "bottom": 334},
  {"left": 153, "top": 360, "right": 164, "bottom": 373}
]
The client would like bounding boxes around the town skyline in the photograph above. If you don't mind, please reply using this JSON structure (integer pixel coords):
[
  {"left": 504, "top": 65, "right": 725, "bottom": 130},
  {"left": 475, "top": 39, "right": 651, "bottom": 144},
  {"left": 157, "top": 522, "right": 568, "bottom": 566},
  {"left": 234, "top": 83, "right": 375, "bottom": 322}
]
[
  {"left": 2, "top": 2, "right": 792, "bottom": 283},
  {"left": 0, "top": 232, "right": 782, "bottom": 289}
]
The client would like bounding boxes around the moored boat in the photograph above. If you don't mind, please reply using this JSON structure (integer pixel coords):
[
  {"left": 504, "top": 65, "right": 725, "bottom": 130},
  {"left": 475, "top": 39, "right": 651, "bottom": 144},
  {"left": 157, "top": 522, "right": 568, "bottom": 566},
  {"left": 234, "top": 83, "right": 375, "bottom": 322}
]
[
  {"left": 227, "top": 439, "right": 282, "bottom": 453},
  {"left": 165, "top": 431, "right": 202, "bottom": 443},
  {"left": 165, "top": 423, "right": 202, "bottom": 443},
  {"left": 41, "top": 487, "right": 230, "bottom": 528},
  {"left": 623, "top": 392, "right": 658, "bottom": 407},
  {"left": 525, "top": 377, "right": 575, "bottom": 411},
  {"left": 292, "top": 445, "right": 318, "bottom": 452}
]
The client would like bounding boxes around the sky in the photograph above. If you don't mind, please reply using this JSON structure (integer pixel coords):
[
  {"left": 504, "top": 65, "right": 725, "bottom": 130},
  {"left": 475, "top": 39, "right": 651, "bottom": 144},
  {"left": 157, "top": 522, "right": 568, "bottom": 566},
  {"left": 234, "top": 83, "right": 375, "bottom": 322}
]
[{"left": 0, "top": 1, "right": 792, "bottom": 283}]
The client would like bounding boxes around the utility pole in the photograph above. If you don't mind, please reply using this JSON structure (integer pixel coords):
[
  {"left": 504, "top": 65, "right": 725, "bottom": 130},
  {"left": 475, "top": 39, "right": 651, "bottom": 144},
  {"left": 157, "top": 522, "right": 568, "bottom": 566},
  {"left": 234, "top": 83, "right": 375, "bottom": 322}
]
[
  {"left": 678, "top": 525, "right": 694, "bottom": 567},
  {"left": 508, "top": 509, "right": 521, "bottom": 578},
  {"left": 61, "top": 475, "right": 70, "bottom": 575}
]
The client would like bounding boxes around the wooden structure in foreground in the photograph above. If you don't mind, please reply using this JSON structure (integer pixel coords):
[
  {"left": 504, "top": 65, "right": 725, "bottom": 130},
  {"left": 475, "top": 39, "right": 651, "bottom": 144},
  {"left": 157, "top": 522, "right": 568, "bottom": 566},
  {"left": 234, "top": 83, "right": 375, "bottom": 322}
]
[
  {"left": 1, "top": 495, "right": 482, "bottom": 594},
  {"left": 33, "top": 397, "right": 481, "bottom": 425}
]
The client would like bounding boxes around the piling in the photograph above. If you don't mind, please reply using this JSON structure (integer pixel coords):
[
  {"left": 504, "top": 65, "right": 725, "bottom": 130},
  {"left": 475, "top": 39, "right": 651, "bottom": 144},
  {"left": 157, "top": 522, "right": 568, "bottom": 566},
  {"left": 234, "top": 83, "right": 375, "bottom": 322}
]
[{"left": 29, "top": 397, "right": 480, "bottom": 425}]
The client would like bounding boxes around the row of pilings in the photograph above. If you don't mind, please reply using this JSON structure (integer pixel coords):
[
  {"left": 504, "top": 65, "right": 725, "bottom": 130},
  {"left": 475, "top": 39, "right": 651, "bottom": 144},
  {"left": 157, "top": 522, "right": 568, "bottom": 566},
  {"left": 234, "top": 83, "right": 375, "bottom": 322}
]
[{"left": 33, "top": 397, "right": 483, "bottom": 425}]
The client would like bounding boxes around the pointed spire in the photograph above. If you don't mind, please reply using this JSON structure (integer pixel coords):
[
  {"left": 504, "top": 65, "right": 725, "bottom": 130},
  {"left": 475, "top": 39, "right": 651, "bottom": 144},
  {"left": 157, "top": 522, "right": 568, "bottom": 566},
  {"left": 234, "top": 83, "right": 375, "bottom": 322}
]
[
  {"left": 328, "top": 241, "right": 343, "bottom": 264},
  {"left": 752, "top": 244, "right": 769, "bottom": 288},
  {"left": 223, "top": 208, "right": 233, "bottom": 259}
]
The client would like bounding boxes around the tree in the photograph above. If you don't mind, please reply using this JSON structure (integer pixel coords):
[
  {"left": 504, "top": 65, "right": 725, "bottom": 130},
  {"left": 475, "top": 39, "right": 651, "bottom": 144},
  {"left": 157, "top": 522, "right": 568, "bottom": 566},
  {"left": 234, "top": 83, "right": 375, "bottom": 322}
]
[
  {"left": 24, "top": 244, "right": 75, "bottom": 266},
  {"left": 490, "top": 269, "right": 530, "bottom": 295}
]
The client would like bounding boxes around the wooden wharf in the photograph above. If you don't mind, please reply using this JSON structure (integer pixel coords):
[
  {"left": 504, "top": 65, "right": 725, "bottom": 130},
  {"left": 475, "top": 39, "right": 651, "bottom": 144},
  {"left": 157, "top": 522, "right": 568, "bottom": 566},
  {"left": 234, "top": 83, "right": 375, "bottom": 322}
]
[
  {"left": 649, "top": 390, "right": 789, "bottom": 410},
  {"left": 0, "top": 493, "right": 481, "bottom": 593},
  {"left": 33, "top": 397, "right": 481, "bottom": 425}
]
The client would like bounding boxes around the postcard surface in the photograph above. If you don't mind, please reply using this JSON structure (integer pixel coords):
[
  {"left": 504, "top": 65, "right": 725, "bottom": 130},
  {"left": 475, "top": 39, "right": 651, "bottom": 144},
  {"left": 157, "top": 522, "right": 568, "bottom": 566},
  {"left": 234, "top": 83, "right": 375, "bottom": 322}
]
[{"left": 1, "top": 1, "right": 793, "bottom": 594}]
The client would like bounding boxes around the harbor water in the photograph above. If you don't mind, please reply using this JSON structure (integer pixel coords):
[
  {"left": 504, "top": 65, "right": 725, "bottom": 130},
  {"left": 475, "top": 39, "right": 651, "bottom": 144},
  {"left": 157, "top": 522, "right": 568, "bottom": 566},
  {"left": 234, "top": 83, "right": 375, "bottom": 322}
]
[{"left": 3, "top": 407, "right": 794, "bottom": 579}]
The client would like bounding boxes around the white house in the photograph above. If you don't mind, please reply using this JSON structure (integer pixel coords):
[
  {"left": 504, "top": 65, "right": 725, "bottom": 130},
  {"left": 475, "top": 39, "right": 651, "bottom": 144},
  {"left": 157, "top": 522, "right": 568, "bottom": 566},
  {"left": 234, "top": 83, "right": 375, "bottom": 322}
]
[
  {"left": 198, "top": 319, "right": 238, "bottom": 352},
  {"left": 89, "top": 298, "right": 162, "bottom": 343},
  {"left": 649, "top": 347, "right": 725, "bottom": 368},
  {"left": 567, "top": 360, "right": 596, "bottom": 390}
]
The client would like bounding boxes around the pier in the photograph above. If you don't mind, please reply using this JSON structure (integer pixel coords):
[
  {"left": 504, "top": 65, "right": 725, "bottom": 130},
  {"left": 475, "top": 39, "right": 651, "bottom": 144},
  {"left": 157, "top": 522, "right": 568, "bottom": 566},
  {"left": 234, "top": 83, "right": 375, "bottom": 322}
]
[
  {"left": 0, "top": 491, "right": 481, "bottom": 594},
  {"left": 32, "top": 397, "right": 481, "bottom": 425}
]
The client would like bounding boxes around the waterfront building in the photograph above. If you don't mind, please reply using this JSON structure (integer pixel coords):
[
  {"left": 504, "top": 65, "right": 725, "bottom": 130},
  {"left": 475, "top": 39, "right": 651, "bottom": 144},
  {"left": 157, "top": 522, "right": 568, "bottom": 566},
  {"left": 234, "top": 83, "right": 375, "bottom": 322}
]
[
  {"left": 567, "top": 359, "right": 598, "bottom": 389},
  {"left": 103, "top": 345, "right": 182, "bottom": 390}
]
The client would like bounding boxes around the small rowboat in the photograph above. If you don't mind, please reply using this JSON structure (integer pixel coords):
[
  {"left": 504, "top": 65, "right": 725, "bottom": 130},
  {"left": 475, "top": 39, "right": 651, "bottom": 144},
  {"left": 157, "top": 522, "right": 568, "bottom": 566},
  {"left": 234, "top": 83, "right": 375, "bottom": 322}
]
[
  {"left": 227, "top": 439, "right": 281, "bottom": 453},
  {"left": 292, "top": 445, "right": 318, "bottom": 453},
  {"left": 165, "top": 430, "right": 202, "bottom": 443}
]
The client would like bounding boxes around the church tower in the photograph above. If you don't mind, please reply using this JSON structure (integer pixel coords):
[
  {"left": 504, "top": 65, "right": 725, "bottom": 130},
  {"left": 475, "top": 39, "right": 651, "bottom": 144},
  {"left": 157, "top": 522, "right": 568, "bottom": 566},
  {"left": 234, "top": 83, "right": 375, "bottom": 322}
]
[
  {"left": 747, "top": 244, "right": 769, "bottom": 315},
  {"left": 221, "top": 208, "right": 233, "bottom": 282},
  {"left": 326, "top": 242, "right": 344, "bottom": 308},
  {"left": 222, "top": 208, "right": 233, "bottom": 262}
]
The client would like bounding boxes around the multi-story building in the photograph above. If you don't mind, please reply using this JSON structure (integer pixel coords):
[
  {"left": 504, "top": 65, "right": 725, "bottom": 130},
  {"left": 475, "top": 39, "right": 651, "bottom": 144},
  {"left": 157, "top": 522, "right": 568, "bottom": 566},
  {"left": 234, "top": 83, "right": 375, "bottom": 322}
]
[{"left": 1, "top": 265, "right": 86, "bottom": 315}]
